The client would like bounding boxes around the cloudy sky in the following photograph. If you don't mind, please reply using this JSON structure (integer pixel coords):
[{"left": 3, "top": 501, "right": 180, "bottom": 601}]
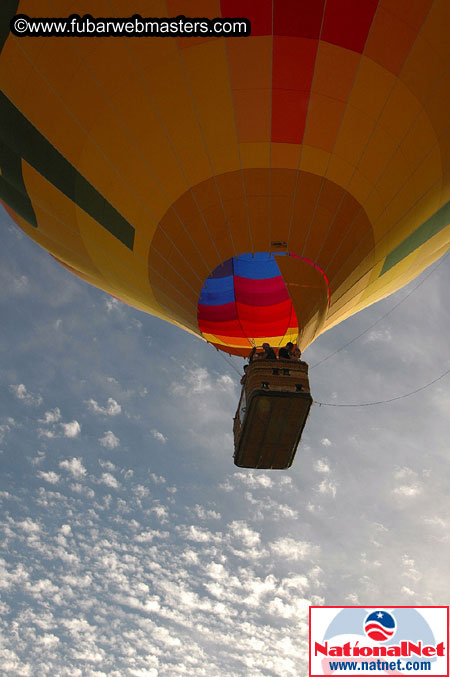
[{"left": 1, "top": 206, "right": 449, "bottom": 676}]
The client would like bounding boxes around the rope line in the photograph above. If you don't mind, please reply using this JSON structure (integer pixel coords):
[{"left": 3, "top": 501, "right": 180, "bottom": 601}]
[
  {"left": 310, "top": 251, "right": 450, "bottom": 370},
  {"left": 314, "top": 366, "right": 450, "bottom": 407},
  {"left": 212, "top": 344, "right": 243, "bottom": 377}
]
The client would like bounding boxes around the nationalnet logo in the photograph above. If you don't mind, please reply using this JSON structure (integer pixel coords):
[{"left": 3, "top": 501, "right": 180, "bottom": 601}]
[{"left": 310, "top": 606, "right": 449, "bottom": 677}]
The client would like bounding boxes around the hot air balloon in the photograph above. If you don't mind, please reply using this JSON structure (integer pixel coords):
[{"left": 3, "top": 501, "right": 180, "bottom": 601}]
[{"left": 1, "top": 1, "right": 449, "bottom": 467}]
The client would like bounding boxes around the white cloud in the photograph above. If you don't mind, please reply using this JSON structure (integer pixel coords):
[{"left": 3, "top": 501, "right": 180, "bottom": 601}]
[
  {"left": 267, "top": 595, "right": 310, "bottom": 620},
  {"left": 400, "top": 586, "right": 416, "bottom": 596},
  {"left": 270, "top": 538, "right": 318, "bottom": 561},
  {"left": 0, "top": 423, "right": 12, "bottom": 444},
  {"left": 37, "top": 428, "right": 57, "bottom": 439},
  {"left": 171, "top": 367, "right": 213, "bottom": 395},
  {"left": 272, "top": 503, "right": 298, "bottom": 519},
  {"left": 14, "top": 275, "right": 29, "bottom": 292},
  {"left": 393, "top": 484, "right": 422, "bottom": 497},
  {"left": 149, "top": 474, "right": 166, "bottom": 484},
  {"left": 423, "top": 515, "right": 446, "bottom": 528},
  {"left": 99, "top": 431, "right": 120, "bottom": 449},
  {"left": 229, "top": 521, "right": 260, "bottom": 548},
  {"left": 151, "top": 429, "right": 167, "bottom": 444},
  {"left": 346, "top": 593, "right": 360, "bottom": 604},
  {"left": 100, "top": 472, "right": 120, "bottom": 489},
  {"left": 40, "top": 634, "right": 60, "bottom": 647},
  {"left": 244, "top": 492, "right": 298, "bottom": 521},
  {"left": 39, "top": 408, "right": 61, "bottom": 424},
  {"left": 393, "top": 470, "right": 422, "bottom": 497},
  {"left": 180, "top": 525, "right": 222, "bottom": 544},
  {"left": 0, "top": 650, "right": 31, "bottom": 676},
  {"left": 216, "top": 374, "right": 235, "bottom": 391},
  {"left": 99, "top": 460, "right": 116, "bottom": 471},
  {"left": 394, "top": 466, "right": 418, "bottom": 481},
  {"left": 87, "top": 398, "right": 121, "bottom": 416},
  {"left": 320, "top": 438, "right": 332, "bottom": 447},
  {"left": 60, "top": 421, "right": 81, "bottom": 438},
  {"left": 364, "top": 328, "right": 392, "bottom": 343},
  {"left": 105, "top": 298, "right": 123, "bottom": 312},
  {"left": 205, "top": 562, "right": 228, "bottom": 581},
  {"left": 9, "top": 384, "right": 43, "bottom": 406},
  {"left": 0, "top": 270, "right": 30, "bottom": 295},
  {"left": 219, "top": 480, "right": 234, "bottom": 492},
  {"left": 314, "top": 459, "right": 330, "bottom": 473},
  {"left": 150, "top": 505, "right": 169, "bottom": 522},
  {"left": 135, "top": 529, "right": 168, "bottom": 543},
  {"left": 317, "top": 479, "right": 337, "bottom": 498},
  {"left": 70, "top": 483, "right": 94, "bottom": 498},
  {"left": 133, "top": 484, "right": 149, "bottom": 500},
  {"left": 37, "top": 471, "right": 60, "bottom": 485},
  {"left": 59, "top": 457, "right": 87, "bottom": 479},
  {"left": 192, "top": 505, "right": 221, "bottom": 520},
  {"left": 17, "top": 518, "right": 40, "bottom": 534},
  {"left": 401, "top": 555, "right": 422, "bottom": 582},
  {"left": 231, "top": 472, "right": 273, "bottom": 489}
]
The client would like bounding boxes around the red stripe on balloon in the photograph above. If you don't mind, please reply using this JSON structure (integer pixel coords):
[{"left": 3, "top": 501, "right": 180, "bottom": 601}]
[
  {"left": 198, "top": 318, "right": 247, "bottom": 338},
  {"left": 271, "top": 36, "right": 318, "bottom": 143},
  {"left": 234, "top": 275, "right": 290, "bottom": 306},
  {"left": 322, "top": 0, "right": 378, "bottom": 53},
  {"left": 273, "top": 0, "right": 325, "bottom": 38},
  {"left": 197, "top": 302, "right": 237, "bottom": 322},
  {"left": 235, "top": 299, "right": 294, "bottom": 324},
  {"left": 236, "top": 300, "right": 295, "bottom": 337}
]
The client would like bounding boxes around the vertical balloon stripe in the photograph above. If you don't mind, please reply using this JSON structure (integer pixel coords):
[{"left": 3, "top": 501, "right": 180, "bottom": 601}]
[
  {"left": 322, "top": 0, "right": 378, "bottom": 53},
  {"left": 273, "top": 0, "right": 325, "bottom": 38},
  {"left": 271, "top": 37, "right": 318, "bottom": 143}
]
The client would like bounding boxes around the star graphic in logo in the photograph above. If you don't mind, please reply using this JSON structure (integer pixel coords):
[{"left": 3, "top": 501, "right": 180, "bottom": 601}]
[{"left": 364, "top": 610, "right": 396, "bottom": 642}]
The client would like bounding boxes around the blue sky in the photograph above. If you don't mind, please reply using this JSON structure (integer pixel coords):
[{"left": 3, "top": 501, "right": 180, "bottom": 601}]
[{"left": 1, "top": 207, "right": 449, "bottom": 676}]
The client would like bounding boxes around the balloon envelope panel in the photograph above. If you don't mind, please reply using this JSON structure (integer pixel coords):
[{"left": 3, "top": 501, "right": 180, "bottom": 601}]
[{"left": 1, "top": 0, "right": 449, "bottom": 355}]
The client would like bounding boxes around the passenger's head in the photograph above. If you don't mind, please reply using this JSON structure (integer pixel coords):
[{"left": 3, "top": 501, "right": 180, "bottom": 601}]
[
  {"left": 286, "top": 342, "right": 294, "bottom": 349},
  {"left": 262, "top": 343, "right": 270, "bottom": 350}
]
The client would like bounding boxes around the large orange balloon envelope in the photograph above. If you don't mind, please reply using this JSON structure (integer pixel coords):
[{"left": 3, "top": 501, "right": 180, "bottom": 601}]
[{"left": 1, "top": 1, "right": 449, "bottom": 356}]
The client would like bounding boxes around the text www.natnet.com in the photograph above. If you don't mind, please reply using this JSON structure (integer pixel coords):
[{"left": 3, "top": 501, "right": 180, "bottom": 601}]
[
  {"left": 328, "top": 659, "right": 432, "bottom": 672},
  {"left": 11, "top": 14, "right": 251, "bottom": 38}
]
